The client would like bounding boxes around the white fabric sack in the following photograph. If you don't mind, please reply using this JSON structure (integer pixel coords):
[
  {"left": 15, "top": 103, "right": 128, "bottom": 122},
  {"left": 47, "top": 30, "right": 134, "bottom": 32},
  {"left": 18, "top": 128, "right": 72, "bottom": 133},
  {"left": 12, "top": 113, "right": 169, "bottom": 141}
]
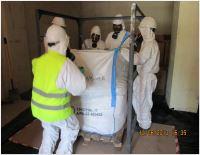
[{"left": 71, "top": 49, "right": 128, "bottom": 135}]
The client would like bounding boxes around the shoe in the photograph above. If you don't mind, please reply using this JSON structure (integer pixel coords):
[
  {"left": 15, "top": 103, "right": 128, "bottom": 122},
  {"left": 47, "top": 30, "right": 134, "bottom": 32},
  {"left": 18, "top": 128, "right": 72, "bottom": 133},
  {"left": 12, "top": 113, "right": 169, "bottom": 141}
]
[{"left": 134, "top": 122, "right": 143, "bottom": 132}]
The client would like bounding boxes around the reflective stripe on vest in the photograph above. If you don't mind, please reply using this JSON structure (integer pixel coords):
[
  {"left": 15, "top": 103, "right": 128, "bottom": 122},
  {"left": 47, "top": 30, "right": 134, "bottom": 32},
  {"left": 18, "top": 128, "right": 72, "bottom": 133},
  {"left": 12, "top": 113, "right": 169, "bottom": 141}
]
[
  {"left": 32, "top": 87, "right": 70, "bottom": 98},
  {"left": 32, "top": 99, "right": 70, "bottom": 110}
]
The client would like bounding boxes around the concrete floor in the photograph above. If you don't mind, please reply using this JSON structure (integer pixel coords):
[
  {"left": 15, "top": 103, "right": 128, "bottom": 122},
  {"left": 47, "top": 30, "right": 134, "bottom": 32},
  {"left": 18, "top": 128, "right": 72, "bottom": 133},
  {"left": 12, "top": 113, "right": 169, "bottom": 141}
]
[
  {"left": 75, "top": 123, "right": 177, "bottom": 154},
  {"left": 9, "top": 119, "right": 176, "bottom": 154},
  {"left": 4, "top": 100, "right": 176, "bottom": 154},
  {"left": 1, "top": 100, "right": 30, "bottom": 127},
  {"left": 2, "top": 99, "right": 198, "bottom": 154}
]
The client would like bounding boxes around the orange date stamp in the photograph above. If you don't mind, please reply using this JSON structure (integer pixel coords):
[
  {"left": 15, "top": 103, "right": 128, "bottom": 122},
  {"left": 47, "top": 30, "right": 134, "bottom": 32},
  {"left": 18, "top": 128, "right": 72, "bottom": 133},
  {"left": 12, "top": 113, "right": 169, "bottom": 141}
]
[{"left": 139, "top": 129, "right": 188, "bottom": 136}]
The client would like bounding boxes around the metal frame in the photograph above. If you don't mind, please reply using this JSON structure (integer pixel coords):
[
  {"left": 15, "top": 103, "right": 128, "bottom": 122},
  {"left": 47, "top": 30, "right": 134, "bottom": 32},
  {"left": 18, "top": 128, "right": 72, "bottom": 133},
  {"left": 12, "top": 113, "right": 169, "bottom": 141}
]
[
  {"left": 35, "top": 3, "right": 145, "bottom": 153},
  {"left": 35, "top": 4, "right": 145, "bottom": 54}
]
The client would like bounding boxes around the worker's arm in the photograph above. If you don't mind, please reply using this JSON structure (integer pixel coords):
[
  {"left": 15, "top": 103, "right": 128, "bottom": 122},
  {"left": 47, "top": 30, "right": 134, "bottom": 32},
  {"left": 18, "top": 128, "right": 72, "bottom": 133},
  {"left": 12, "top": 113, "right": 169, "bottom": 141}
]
[
  {"left": 43, "top": 37, "right": 48, "bottom": 52},
  {"left": 120, "top": 44, "right": 152, "bottom": 65},
  {"left": 122, "top": 37, "right": 131, "bottom": 49},
  {"left": 100, "top": 41, "right": 106, "bottom": 50},
  {"left": 66, "top": 48, "right": 76, "bottom": 62},
  {"left": 136, "top": 44, "right": 152, "bottom": 65},
  {"left": 32, "top": 58, "right": 37, "bottom": 75},
  {"left": 81, "top": 42, "right": 86, "bottom": 49},
  {"left": 105, "top": 32, "right": 112, "bottom": 50},
  {"left": 56, "top": 59, "right": 86, "bottom": 96},
  {"left": 120, "top": 48, "right": 139, "bottom": 65}
]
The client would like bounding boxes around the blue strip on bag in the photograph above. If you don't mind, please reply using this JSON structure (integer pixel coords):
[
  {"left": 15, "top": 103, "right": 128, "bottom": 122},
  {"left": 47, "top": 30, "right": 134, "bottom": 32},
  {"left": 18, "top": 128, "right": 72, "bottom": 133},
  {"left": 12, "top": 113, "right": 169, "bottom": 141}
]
[{"left": 111, "top": 31, "right": 130, "bottom": 107}]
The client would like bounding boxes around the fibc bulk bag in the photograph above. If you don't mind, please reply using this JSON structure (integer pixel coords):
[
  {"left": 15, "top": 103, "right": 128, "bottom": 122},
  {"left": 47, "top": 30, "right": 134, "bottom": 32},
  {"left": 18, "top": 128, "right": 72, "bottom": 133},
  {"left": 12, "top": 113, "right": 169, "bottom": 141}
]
[{"left": 71, "top": 49, "right": 128, "bottom": 135}]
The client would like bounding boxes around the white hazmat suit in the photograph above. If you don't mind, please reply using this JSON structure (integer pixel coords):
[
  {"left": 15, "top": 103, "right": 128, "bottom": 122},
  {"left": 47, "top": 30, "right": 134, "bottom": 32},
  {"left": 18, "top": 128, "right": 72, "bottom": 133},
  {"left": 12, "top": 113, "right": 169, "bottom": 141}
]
[
  {"left": 44, "top": 17, "right": 66, "bottom": 52},
  {"left": 39, "top": 25, "right": 86, "bottom": 154},
  {"left": 121, "top": 17, "right": 160, "bottom": 129},
  {"left": 105, "top": 14, "right": 130, "bottom": 50},
  {"left": 52, "top": 17, "right": 66, "bottom": 28},
  {"left": 82, "top": 25, "right": 105, "bottom": 50}
]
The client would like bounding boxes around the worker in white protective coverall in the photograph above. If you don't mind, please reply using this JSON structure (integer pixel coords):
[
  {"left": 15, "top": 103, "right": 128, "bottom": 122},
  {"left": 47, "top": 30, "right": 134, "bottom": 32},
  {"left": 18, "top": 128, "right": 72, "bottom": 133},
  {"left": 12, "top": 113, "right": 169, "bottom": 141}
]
[
  {"left": 44, "top": 17, "right": 76, "bottom": 61},
  {"left": 82, "top": 25, "right": 105, "bottom": 50},
  {"left": 44, "top": 17, "right": 66, "bottom": 52},
  {"left": 31, "top": 25, "right": 86, "bottom": 154},
  {"left": 105, "top": 14, "right": 130, "bottom": 50},
  {"left": 121, "top": 17, "right": 160, "bottom": 130}
]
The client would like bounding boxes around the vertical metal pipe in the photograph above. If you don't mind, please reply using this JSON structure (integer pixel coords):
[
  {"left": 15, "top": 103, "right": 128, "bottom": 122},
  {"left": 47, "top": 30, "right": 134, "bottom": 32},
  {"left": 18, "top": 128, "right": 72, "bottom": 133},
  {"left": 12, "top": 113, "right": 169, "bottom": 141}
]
[
  {"left": 125, "top": 3, "right": 136, "bottom": 153},
  {"left": 77, "top": 19, "right": 83, "bottom": 49},
  {"left": 35, "top": 9, "right": 41, "bottom": 56}
]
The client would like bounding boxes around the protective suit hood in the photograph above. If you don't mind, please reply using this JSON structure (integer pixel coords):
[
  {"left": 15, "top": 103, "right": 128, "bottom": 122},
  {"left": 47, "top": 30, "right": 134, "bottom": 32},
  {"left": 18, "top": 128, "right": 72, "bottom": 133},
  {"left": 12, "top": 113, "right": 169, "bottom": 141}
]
[
  {"left": 139, "top": 17, "right": 157, "bottom": 42},
  {"left": 139, "top": 17, "right": 157, "bottom": 29},
  {"left": 46, "top": 25, "right": 69, "bottom": 55},
  {"left": 90, "top": 25, "right": 101, "bottom": 36},
  {"left": 112, "top": 14, "right": 126, "bottom": 39},
  {"left": 112, "top": 14, "right": 125, "bottom": 30},
  {"left": 90, "top": 25, "right": 101, "bottom": 48},
  {"left": 52, "top": 17, "right": 66, "bottom": 28}
]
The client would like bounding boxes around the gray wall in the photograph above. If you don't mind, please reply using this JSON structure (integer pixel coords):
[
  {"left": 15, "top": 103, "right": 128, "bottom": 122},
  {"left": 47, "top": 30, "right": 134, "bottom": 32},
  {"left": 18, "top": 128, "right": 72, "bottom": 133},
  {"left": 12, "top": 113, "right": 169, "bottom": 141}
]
[
  {"left": 80, "top": 1, "right": 174, "bottom": 41},
  {"left": 2, "top": 2, "right": 33, "bottom": 98},
  {"left": 1, "top": 2, "right": 81, "bottom": 99},
  {"left": 23, "top": 1, "right": 81, "bottom": 58},
  {"left": 2, "top": 1, "right": 174, "bottom": 99}
]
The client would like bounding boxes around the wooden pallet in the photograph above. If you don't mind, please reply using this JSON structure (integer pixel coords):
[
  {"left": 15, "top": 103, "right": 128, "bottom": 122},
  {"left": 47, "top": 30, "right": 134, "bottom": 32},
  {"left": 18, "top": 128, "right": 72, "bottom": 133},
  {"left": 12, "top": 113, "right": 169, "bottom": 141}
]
[{"left": 79, "top": 125, "right": 125, "bottom": 148}]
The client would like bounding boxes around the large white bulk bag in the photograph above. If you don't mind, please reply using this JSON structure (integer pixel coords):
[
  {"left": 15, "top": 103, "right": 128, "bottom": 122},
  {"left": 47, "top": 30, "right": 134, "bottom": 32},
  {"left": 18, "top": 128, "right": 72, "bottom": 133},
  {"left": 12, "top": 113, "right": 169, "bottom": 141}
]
[{"left": 71, "top": 49, "right": 128, "bottom": 135}]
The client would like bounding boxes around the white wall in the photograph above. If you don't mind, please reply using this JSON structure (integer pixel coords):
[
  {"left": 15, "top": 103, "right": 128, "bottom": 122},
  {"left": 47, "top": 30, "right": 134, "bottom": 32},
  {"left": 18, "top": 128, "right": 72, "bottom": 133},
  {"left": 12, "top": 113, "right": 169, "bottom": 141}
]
[
  {"left": 166, "top": 2, "right": 180, "bottom": 107},
  {"left": 166, "top": 2, "right": 199, "bottom": 113}
]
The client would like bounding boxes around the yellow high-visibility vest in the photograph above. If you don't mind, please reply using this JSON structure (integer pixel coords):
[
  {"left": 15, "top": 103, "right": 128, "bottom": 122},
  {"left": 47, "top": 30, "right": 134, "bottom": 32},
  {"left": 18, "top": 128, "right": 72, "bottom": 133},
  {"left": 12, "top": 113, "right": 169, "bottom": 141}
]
[{"left": 31, "top": 50, "right": 74, "bottom": 122}]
